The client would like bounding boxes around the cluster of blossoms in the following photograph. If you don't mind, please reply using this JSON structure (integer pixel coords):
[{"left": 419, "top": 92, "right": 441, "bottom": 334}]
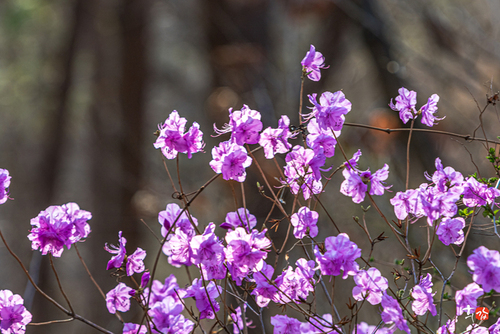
[
  {"left": 0, "top": 169, "right": 11, "bottom": 204},
  {"left": 389, "top": 87, "right": 444, "bottom": 126},
  {"left": 105, "top": 231, "right": 147, "bottom": 276},
  {"left": 340, "top": 149, "right": 392, "bottom": 203},
  {"left": 0, "top": 290, "right": 32, "bottom": 334},
  {"left": 154, "top": 110, "right": 204, "bottom": 159},
  {"left": 390, "top": 157, "right": 500, "bottom": 245},
  {"left": 27, "top": 202, "right": 92, "bottom": 257}
]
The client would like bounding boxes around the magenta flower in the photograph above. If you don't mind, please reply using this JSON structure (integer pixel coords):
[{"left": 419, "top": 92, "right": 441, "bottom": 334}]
[
  {"left": 290, "top": 206, "right": 319, "bottom": 239},
  {"left": 0, "top": 169, "right": 11, "bottom": 205},
  {"left": 465, "top": 324, "right": 489, "bottom": 334},
  {"left": 352, "top": 267, "right": 388, "bottom": 305},
  {"left": 411, "top": 274, "right": 436, "bottom": 316},
  {"left": 306, "top": 118, "right": 338, "bottom": 158},
  {"left": 0, "top": 290, "right": 32, "bottom": 334},
  {"left": 106, "top": 283, "right": 134, "bottom": 314},
  {"left": 390, "top": 189, "right": 419, "bottom": 220},
  {"left": 354, "top": 322, "right": 390, "bottom": 334},
  {"left": 143, "top": 274, "right": 180, "bottom": 307},
  {"left": 148, "top": 297, "right": 194, "bottom": 333},
  {"left": 270, "top": 314, "right": 302, "bottom": 334},
  {"left": 455, "top": 282, "right": 483, "bottom": 316},
  {"left": 123, "top": 323, "right": 147, "bottom": 334},
  {"left": 274, "top": 264, "right": 314, "bottom": 304},
  {"left": 214, "top": 105, "right": 263, "bottom": 145},
  {"left": 259, "top": 115, "right": 293, "bottom": 159},
  {"left": 467, "top": 246, "right": 500, "bottom": 293},
  {"left": 437, "top": 318, "right": 456, "bottom": 334},
  {"left": 462, "top": 177, "right": 500, "bottom": 207},
  {"left": 182, "top": 278, "right": 221, "bottom": 319},
  {"left": 436, "top": 217, "right": 465, "bottom": 246},
  {"left": 158, "top": 203, "right": 197, "bottom": 237},
  {"left": 389, "top": 87, "right": 417, "bottom": 124},
  {"left": 489, "top": 318, "right": 500, "bottom": 334},
  {"left": 380, "top": 292, "right": 410, "bottom": 334},
  {"left": 301, "top": 314, "right": 336, "bottom": 334},
  {"left": 341, "top": 162, "right": 391, "bottom": 204},
  {"left": 105, "top": 231, "right": 127, "bottom": 270},
  {"left": 306, "top": 91, "right": 352, "bottom": 132},
  {"left": 251, "top": 263, "right": 278, "bottom": 307},
  {"left": 420, "top": 94, "right": 444, "bottom": 127},
  {"left": 220, "top": 208, "right": 257, "bottom": 231},
  {"left": 154, "top": 110, "right": 204, "bottom": 159},
  {"left": 225, "top": 227, "right": 271, "bottom": 285},
  {"left": 210, "top": 140, "right": 252, "bottom": 182},
  {"left": 190, "top": 223, "right": 226, "bottom": 280},
  {"left": 427, "top": 158, "right": 464, "bottom": 194},
  {"left": 315, "top": 233, "right": 360, "bottom": 278},
  {"left": 162, "top": 227, "right": 193, "bottom": 268},
  {"left": 230, "top": 305, "right": 254, "bottom": 334},
  {"left": 126, "top": 247, "right": 146, "bottom": 276},
  {"left": 301, "top": 45, "right": 328, "bottom": 81},
  {"left": 28, "top": 203, "right": 92, "bottom": 257}
]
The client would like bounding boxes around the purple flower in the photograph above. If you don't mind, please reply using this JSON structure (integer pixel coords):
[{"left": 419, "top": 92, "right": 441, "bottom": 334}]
[
  {"left": 106, "top": 283, "right": 134, "bottom": 314},
  {"left": 251, "top": 263, "right": 278, "bottom": 307},
  {"left": 467, "top": 246, "right": 500, "bottom": 293},
  {"left": 275, "top": 263, "right": 314, "bottom": 304},
  {"left": 411, "top": 274, "right": 436, "bottom": 316},
  {"left": 380, "top": 292, "right": 410, "bottom": 334},
  {"left": 105, "top": 231, "right": 127, "bottom": 270},
  {"left": 162, "top": 228, "right": 193, "bottom": 268},
  {"left": 230, "top": 305, "right": 254, "bottom": 334},
  {"left": 420, "top": 94, "right": 444, "bottom": 127},
  {"left": 182, "top": 278, "right": 221, "bottom": 320},
  {"left": 0, "top": 290, "right": 32, "bottom": 334},
  {"left": 465, "top": 324, "right": 489, "bottom": 334},
  {"left": 148, "top": 297, "right": 194, "bottom": 333},
  {"left": 340, "top": 163, "right": 391, "bottom": 204},
  {"left": 190, "top": 223, "right": 226, "bottom": 280},
  {"left": 225, "top": 228, "right": 271, "bottom": 285},
  {"left": 126, "top": 247, "right": 146, "bottom": 276},
  {"left": 462, "top": 177, "right": 500, "bottom": 208},
  {"left": 158, "top": 203, "right": 197, "bottom": 237},
  {"left": 489, "top": 317, "right": 500, "bottom": 334},
  {"left": 390, "top": 189, "right": 419, "bottom": 220},
  {"left": 306, "top": 118, "right": 338, "bottom": 158},
  {"left": 437, "top": 317, "right": 456, "bottom": 334},
  {"left": 144, "top": 275, "right": 180, "bottom": 307},
  {"left": 271, "top": 315, "right": 302, "bottom": 334},
  {"left": 301, "top": 314, "right": 336, "bottom": 334},
  {"left": 426, "top": 157, "right": 464, "bottom": 194},
  {"left": 354, "top": 322, "right": 390, "bottom": 334},
  {"left": 210, "top": 141, "right": 252, "bottom": 182},
  {"left": 140, "top": 272, "right": 150, "bottom": 289},
  {"left": 315, "top": 233, "right": 360, "bottom": 278},
  {"left": 352, "top": 267, "right": 388, "bottom": 305},
  {"left": 290, "top": 207, "right": 319, "bottom": 239},
  {"left": 306, "top": 91, "right": 352, "bottom": 132},
  {"left": 214, "top": 105, "right": 262, "bottom": 145},
  {"left": 28, "top": 203, "right": 92, "bottom": 257},
  {"left": 436, "top": 217, "right": 465, "bottom": 246},
  {"left": 0, "top": 169, "right": 11, "bottom": 205},
  {"left": 123, "top": 323, "right": 147, "bottom": 334},
  {"left": 389, "top": 87, "right": 417, "bottom": 124},
  {"left": 154, "top": 111, "right": 204, "bottom": 159},
  {"left": 259, "top": 115, "right": 293, "bottom": 159},
  {"left": 220, "top": 208, "right": 257, "bottom": 231},
  {"left": 301, "top": 45, "right": 328, "bottom": 81},
  {"left": 283, "top": 145, "right": 325, "bottom": 200},
  {"left": 455, "top": 282, "right": 483, "bottom": 316}
]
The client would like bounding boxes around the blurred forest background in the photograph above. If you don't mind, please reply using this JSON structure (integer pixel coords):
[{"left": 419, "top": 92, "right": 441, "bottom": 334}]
[{"left": 0, "top": 0, "right": 500, "bottom": 333}]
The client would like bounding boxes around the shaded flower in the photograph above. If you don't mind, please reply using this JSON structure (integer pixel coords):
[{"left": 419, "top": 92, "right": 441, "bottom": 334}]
[
  {"left": 220, "top": 208, "right": 257, "bottom": 231},
  {"left": 306, "top": 118, "right": 338, "bottom": 158},
  {"left": 411, "top": 274, "right": 436, "bottom": 316},
  {"left": 380, "top": 292, "right": 410, "bottom": 334},
  {"left": 182, "top": 278, "right": 221, "bottom": 320},
  {"left": 271, "top": 315, "right": 302, "bottom": 334},
  {"left": 465, "top": 324, "right": 488, "bottom": 334},
  {"left": 353, "top": 322, "right": 390, "bottom": 334},
  {"left": 123, "top": 323, "right": 147, "bottom": 334},
  {"left": 251, "top": 263, "right": 277, "bottom": 308},
  {"left": 306, "top": 91, "right": 351, "bottom": 132},
  {"left": 162, "top": 228, "right": 193, "bottom": 268},
  {"left": 0, "top": 290, "right": 32, "bottom": 334},
  {"left": 352, "top": 267, "right": 388, "bottom": 305},
  {"left": 290, "top": 206, "right": 319, "bottom": 239},
  {"left": 301, "top": 314, "right": 337, "bottom": 334},
  {"left": 259, "top": 115, "right": 293, "bottom": 159},
  {"left": 467, "top": 246, "right": 500, "bottom": 293},
  {"left": 315, "top": 233, "right": 360, "bottom": 278},
  {"left": 190, "top": 223, "right": 226, "bottom": 280},
  {"left": 437, "top": 317, "right": 456, "bottom": 334},
  {"left": 230, "top": 305, "right": 254, "bottom": 334},
  {"left": 0, "top": 169, "right": 11, "bottom": 205},
  {"left": 106, "top": 283, "right": 134, "bottom": 314},
  {"left": 462, "top": 177, "right": 500, "bottom": 208},
  {"left": 158, "top": 203, "right": 197, "bottom": 237},
  {"left": 105, "top": 231, "right": 127, "bottom": 270},
  {"left": 420, "top": 94, "right": 444, "bottom": 127},
  {"left": 148, "top": 296, "right": 194, "bottom": 334},
  {"left": 301, "top": 45, "right": 327, "bottom": 81}
]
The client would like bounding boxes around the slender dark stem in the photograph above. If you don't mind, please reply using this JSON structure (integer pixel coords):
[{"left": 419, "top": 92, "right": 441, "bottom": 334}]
[
  {"left": 49, "top": 254, "right": 74, "bottom": 314},
  {"left": 406, "top": 118, "right": 415, "bottom": 190},
  {"left": 74, "top": 244, "right": 106, "bottom": 300}
]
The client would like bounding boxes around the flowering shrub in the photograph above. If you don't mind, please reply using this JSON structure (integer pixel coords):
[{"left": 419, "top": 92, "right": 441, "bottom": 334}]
[{"left": 0, "top": 45, "right": 500, "bottom": 334}]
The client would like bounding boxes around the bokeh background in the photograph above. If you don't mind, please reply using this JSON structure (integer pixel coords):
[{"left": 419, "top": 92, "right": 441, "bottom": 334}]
[{"left": 0, "top": 0, "right": 499, "bottom": 333}]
